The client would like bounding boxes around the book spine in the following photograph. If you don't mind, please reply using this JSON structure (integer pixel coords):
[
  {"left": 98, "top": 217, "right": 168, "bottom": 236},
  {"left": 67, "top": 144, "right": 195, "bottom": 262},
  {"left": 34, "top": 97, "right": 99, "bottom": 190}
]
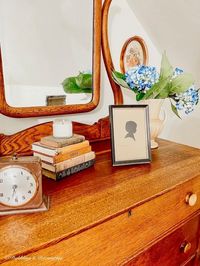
[
  {"left": 57, "top": 140, "right": 89, "bottom": 154},
  {"left": 50, "top": 160, "right": 95, "bottom": 181},
  {"left": 33, "top": 152, "right": 53, "bottom": 164},
  {"left": 34, "top": 146, "right": 92, "bottom": 164},
  {"left": 41, "top": 162, "right": 55, "bottom": 172},
  {"left": 32, "top": 143, "right": 57, "bottom": 156},
  {"left": 54, "top": 146, "right": 91, "bottom": 163},
  {"left": 55, "top": 151, "right": 95, "bottom": 172},
  {"left": 32, "top": 140, "right": 89, "bottom": 156},
  {"left": 41, "top": 151, "right": 95, "bottom": 172},
  {"left": 41, "top": 135, "right": 85, "bottom": 148}
]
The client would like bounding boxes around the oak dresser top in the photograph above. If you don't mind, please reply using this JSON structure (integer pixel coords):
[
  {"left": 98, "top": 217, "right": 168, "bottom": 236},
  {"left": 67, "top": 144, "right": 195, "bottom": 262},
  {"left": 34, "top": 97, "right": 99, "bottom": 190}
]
[{"left": 1, "top": 139, "right": 200, "bottom": 263}]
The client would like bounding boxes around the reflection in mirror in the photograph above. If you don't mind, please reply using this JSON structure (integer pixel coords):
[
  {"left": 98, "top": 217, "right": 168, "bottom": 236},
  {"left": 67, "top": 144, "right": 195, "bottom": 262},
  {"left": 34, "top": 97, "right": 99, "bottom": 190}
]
[{"left": 0, "top": 0, "right": 93, "bottom": 107}]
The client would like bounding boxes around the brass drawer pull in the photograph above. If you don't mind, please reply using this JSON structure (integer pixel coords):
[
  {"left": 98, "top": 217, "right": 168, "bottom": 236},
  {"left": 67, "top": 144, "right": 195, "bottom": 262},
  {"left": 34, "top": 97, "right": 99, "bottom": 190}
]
[
  {"left": 185, "top": 193, "right": 197, "bottom": 206},
  {"left": 180, "top": 241, "right": 192, "bottom": 254}
]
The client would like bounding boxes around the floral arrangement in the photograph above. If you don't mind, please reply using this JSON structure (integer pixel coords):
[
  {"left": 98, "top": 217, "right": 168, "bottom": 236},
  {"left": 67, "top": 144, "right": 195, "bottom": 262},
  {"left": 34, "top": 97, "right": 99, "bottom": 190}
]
[
  {"left": 112, "top": 52, "right": 199, "bottom": 118},
  {"left": 62, "top": 71, "right": 92, "bottom": 94}
]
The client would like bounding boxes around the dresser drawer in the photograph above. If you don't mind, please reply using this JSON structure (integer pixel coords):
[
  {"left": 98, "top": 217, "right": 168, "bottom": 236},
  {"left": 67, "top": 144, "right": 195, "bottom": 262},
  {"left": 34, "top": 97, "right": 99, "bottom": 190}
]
[
  {"left": 123, "top": 216, "right": 199, "bottom": 266},
  {"left": 184, "top": 257, "right": 197, "bottom": 266},
  {"left": 3, "top": 176, "right": 200, "bottom": 266}
]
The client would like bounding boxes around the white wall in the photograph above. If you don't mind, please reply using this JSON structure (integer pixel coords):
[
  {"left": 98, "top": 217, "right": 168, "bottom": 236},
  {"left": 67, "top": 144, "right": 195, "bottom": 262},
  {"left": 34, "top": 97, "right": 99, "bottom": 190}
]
[{"left": 128, "top": 0, "right": 200, "bottom": 148}]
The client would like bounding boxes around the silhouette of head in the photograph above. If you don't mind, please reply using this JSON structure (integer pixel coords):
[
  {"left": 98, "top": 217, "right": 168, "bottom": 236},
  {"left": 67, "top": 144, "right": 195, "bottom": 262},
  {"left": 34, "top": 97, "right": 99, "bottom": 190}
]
[{"left": 125, "top": 120, "right": 137, "bottom": 140}]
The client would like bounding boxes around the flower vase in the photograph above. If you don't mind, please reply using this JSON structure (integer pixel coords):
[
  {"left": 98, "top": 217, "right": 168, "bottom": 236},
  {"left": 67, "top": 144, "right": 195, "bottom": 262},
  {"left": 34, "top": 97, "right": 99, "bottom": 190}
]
[{"left": 141, "top": 99, "right": 166, "bottom": 149}]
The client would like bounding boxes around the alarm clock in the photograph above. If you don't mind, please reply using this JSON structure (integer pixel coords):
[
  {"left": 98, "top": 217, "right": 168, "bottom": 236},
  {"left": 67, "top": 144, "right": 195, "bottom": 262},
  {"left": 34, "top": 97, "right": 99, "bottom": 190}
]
[{"left": 0, "top": 155, "right": 49, "bottom": 215}]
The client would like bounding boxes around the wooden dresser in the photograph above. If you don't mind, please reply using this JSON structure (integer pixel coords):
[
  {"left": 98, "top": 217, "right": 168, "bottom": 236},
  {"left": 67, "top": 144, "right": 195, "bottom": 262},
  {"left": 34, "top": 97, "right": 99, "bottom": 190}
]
[{"left": 1, "top": 139, "right": 200, "bottom": 265}]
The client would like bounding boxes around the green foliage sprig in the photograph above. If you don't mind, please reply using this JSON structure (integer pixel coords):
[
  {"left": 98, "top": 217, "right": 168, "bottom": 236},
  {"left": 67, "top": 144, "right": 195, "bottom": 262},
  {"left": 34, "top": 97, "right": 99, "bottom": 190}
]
[{"left": 62, "top": 72, "right": 92, "bottom": 94}]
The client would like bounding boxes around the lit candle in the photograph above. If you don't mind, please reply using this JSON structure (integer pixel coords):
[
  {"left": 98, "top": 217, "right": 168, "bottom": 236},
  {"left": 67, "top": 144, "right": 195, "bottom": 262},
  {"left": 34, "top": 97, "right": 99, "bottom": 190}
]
[{"left": 53, "top": 119, "right": 73, "bottom": 138}]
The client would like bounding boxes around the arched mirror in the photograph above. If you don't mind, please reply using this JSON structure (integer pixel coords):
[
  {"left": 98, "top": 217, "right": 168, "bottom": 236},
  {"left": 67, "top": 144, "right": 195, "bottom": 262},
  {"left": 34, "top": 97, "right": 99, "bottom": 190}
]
[{"left": 0, "top": 0, "right": 101, "bottom": 117}]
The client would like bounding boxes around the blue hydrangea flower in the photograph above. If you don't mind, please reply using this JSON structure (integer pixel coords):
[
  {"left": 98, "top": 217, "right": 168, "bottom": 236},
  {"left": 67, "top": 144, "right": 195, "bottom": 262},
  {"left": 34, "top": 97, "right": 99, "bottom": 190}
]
[
  {"left": 125, "top": 65, "right": 159, "bottom": 93},
  {"left": 172, "top": 68, "right": 199, "bottom": 114},
  {"left": 173, "top": 67, "right": 184, "bottom": 78},
  {"left": 173, "top": 86, "right": 199, "bottom": 114}
]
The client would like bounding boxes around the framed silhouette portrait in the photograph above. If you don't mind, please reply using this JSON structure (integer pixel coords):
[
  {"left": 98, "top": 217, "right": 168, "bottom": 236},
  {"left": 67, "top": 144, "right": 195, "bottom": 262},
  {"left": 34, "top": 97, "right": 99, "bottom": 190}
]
[
  {"left": 109, "top": 105, "right": 151, "bottom": 166},
  {"left": 120, "top": 36, "right": 149, "bottom": 74}
]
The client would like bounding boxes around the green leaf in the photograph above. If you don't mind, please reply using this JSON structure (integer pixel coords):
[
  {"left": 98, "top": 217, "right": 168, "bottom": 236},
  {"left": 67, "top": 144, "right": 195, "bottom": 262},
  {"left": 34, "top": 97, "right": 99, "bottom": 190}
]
[
  {"left": 75, "top": 73, "right": 92, "bottom": 89},
  {"left": 170, "top": 73, "right": 194, "bottom": 94},
  {"left": 62, "top": 77, "right": 92, "bottom": 94},
  {"left": 62, "top": 77, "right": 83, "bottom": 93},
  {"left": 157, "top": 83, "right": 172, "bottom": 98},
  {"left": 112, "top": 70, "right": 126, "bottom": 80},
  {"left": 143, "top": 77, "right": 169, "bottom": 99},
  {"left": 81, "top": 88, "right": 93, "bottom": 93},
  {"left": 136, "top": 92, "right": 145, "bottom": 101},
  {"left": 62, "top": 73, "right": 93, "bottom": 94},
  {"left": 160, "top": 51, "right": 173, "bottom": 80},
  {"left": 112, "top": 71, "right": 130, "bottom": 89},
  {"left": 170, "top": 100, "right": 181, "bottom": 119}
]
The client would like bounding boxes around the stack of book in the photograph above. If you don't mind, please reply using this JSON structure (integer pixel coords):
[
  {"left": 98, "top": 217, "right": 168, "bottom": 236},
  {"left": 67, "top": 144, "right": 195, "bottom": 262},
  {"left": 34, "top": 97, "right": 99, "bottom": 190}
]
[{"left": 32, "top": 134, "right": 95, "bottom": 181}]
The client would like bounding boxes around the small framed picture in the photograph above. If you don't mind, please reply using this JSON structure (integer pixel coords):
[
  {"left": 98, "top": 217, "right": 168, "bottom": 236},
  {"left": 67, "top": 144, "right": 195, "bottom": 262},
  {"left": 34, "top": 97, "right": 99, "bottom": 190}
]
[
  {"left": 109, "top": 105, "right": 151, "bottom": 166},
  {"left": 120, "top": 36, "right": 149, "bottom": 73}
]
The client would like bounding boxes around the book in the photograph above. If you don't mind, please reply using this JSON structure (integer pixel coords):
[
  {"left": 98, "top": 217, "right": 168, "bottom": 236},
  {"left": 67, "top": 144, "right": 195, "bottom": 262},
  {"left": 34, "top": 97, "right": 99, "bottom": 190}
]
[
  {"left": 40, "top": 134, "right": 85, "bottom": 148},
  {"left": 41, "top": 151, "right": 95, "bottom": 172},
  {"left": 32, "top": 140, "right": 89, "bottom": 156},
  {"left": 33, "top": 146, "right": 92, "bottom": 164},
  {"left": 42, "top": 159, "right": 95, "bottom": 181}
]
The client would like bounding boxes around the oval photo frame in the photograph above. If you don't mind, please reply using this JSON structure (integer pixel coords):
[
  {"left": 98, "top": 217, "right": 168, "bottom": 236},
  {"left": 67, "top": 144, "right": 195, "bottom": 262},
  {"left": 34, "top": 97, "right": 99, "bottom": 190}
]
[{"left": 120, "top": 36, "right": 149, "bottom": 74}]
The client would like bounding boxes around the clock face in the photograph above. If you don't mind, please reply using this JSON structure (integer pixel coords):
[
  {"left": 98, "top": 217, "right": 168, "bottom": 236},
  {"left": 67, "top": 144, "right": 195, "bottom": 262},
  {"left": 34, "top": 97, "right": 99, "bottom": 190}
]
[{"left": 0, "top": 166, "right": 38, "bottom": 207}]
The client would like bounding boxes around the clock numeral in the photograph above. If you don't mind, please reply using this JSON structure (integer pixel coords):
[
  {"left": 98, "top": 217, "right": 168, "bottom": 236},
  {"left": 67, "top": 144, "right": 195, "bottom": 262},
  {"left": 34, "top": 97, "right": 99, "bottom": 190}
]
[
  {"left": 28, "top": 190, "right": 32, "bottom": 194},
  {"left": 27, "top": 177, "right": 30, "bottom": 181},
  {"left": 15, "top": 198, "right": 18, "bottom": 203},
  {"left": 0, "top": 179, "right": 3, "bottom": 183},
  {"left": 0, "top": 193, "right": 3, "bottom": 197},
  {"left": 30, "top": 183, "right": 33, "bottom": 187},
  {"left": 21, "top": 171, "right": 24, "bottom": 176},
  {"left": 22, "top": 196, "right": 26, "bottom": 200}
]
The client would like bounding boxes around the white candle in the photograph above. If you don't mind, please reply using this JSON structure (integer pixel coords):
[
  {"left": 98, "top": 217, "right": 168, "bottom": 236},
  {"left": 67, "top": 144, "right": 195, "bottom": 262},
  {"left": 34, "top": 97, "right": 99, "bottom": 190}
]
[{"left": 53, "top": 119, "right": 73, "bottom": 138}]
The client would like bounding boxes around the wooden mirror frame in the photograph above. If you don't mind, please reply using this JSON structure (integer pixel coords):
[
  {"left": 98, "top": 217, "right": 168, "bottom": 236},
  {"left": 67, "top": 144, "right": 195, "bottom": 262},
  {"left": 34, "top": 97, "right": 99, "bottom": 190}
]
[
  {"left": 0, "top": 0, "right": 101, "bottom": 118},
  {"left": 102, "top": 0, "right": 123, "bottom": 105},
  {"left": 0, "top": 0, "right": 118, "bottom": 156}
]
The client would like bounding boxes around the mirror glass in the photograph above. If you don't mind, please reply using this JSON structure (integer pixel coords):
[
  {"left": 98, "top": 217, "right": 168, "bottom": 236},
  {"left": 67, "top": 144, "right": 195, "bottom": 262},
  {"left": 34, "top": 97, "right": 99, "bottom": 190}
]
[{"left": 0, "top": 0, "right": 93, "bottom": 107}]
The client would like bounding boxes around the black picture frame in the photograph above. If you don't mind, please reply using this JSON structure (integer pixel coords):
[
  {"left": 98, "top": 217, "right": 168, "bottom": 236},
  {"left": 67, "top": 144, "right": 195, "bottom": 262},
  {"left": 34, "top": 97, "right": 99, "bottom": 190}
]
[{"left": 109, "top": 105, "right": 151, "bottom": 166}]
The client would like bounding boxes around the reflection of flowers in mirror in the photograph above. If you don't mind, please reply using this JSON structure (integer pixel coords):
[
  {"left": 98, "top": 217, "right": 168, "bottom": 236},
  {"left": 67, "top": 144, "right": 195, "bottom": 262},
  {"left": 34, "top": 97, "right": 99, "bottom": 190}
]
[
  {"left": 112, "top": 52, "right": 199, "bottom": 118},
  {"left": 62, "top": 71, "right": 92, "bottom": 94}
]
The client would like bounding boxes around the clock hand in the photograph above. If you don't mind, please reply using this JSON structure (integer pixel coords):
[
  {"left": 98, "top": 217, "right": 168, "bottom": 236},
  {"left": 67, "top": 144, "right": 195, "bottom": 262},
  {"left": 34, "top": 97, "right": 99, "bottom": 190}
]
[{"left": 12, "top": 185, "right": 17, "bottom": 197}]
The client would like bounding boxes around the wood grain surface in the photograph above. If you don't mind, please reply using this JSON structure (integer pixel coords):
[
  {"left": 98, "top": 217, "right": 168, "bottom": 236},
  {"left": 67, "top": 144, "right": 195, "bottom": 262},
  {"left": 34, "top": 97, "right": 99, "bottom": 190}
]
[
  {"left": 124, "top": 217, "right": 199, "bottom": 266},
  {"left": 1, "top": 139, "right": 200, "bottom": 265},
  {"left": 4, "top": 174, "right": 200, "bottom": 266},
  {"left": 0, "top": 117, "right": 110, "bottom": 156}
]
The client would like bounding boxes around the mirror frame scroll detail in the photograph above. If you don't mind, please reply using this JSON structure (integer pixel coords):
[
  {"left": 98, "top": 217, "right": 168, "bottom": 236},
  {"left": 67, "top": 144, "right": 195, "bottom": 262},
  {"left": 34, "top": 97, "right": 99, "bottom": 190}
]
[{"left": 0, "top": 0, "right": 102, "bottom": 118}]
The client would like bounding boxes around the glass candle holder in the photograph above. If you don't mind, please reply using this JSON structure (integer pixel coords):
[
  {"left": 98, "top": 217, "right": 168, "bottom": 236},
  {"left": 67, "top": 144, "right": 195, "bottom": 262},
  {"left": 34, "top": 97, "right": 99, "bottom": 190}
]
[{"left": 53, "top": 119, "right": 73, "bottom": 138}]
